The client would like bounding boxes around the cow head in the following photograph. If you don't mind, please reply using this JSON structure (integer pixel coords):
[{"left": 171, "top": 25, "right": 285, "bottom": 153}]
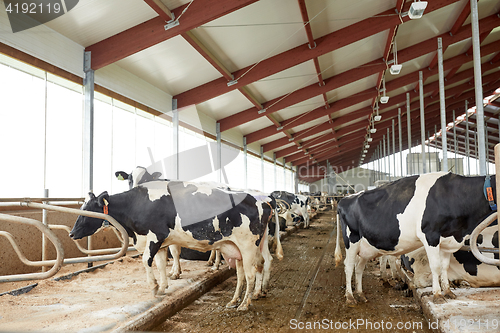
[
  {"left": 69, "top": 192, "right": 110, "bottom": 240},
  {"left": 115, "top": 166, "right": 162, "bottom": 189}
]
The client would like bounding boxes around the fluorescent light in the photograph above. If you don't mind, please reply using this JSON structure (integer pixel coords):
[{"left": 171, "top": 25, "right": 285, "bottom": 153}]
[
  {"left": 409, "top": 1, "right": 428, "bottom": 19},
  {"left": 370, "top": 128, "right": 377, "bottom": 134},
  {"left": 363, "top": 150, "right": 368, "bottom": 153},
  {"left": 374, "top": 115, "right": 382, "bottom": 121},
  {"left": 365, "top": 144, "right": 370, "bottom": 148},
  {"left": 380, "top": 96, "right": 389, "bottom": 104},
  {"left": 367, "top": 137, "right": 373, "bottom": 142},
  {"left": 390, "top": 64, "right": 402, "bottom": 75}
]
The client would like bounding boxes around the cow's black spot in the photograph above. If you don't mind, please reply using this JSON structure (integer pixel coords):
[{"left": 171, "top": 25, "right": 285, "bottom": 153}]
[{"left": 453, "top": 250, "right": 482, "bottom": 276}]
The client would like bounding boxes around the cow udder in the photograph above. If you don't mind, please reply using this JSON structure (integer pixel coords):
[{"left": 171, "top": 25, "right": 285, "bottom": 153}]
[{"left": 218, "top": 241, "right": 242, "bottom": 269}]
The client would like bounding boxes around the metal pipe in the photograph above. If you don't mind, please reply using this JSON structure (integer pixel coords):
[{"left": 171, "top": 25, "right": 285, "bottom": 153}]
[
  {"left": 0, "top": 213, "right": 64, "bottom": 282},
  {"left": 435, "top": 125, "right": 439, "bottom": 172},
  {"left": 173, "top": 108, "right": 179, "bottom": 180},
  {"left": 216, "top": 122, "right": 222, "bottom": 183},
  {"left": 398, "top": 108, "right": 403, "bottom": 177},
  {"left": 274, "top": 153, "right": 277, "bottom": 190},
  {"left": 407, "top": 93, "right": 412, "bottom": 175},
  {"left": 260, "top": 146, "right": 264, "bottom": 191},
  {"left": 470, "top": 0, "right": 486, "bottom": 175},
  {"left": 243, "top": 137, "right": 248, "bottom": 189},
  {"left": 392, "top": 119, "right": 396, "bottom": 177},
  {"left": 387, "top": 129, "right": 391, "bottom": 181},
  {"left": 438, "top": 37, "right": 448, "bottom": 172},
  {"left": 42, "top": 189, "right": 49, "bottom": 272},
  {"left": 453, "top": 110, "right": 457, "bottom": 174},
  {"left": 20, "top": 202, "right": 129, "bottom": 261},
  {"left": 470, "top": 212, "right": 499, "bottom": 266},
  {"left": 428, "top": 131, "right": 431, "bottom": 172},
  {"left": 419, "top": 71, "right": 426, "bottom": 173},
  {"left": 383, "top": 135, "right": 387, "bottom": 180},
  {"left": 466, "top": 101, "right": 470, "bottom": 175},
  {"left": 283, "top": 158, "right": 286, "bottom": 191}
]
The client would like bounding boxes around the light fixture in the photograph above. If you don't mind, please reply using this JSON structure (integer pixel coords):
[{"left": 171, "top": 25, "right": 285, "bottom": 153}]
[
  {"left": 370, "top": 119, "right": 377, "bottom": 133},
  {"left": 390, "top": 37, "right": 402, "bottom": 75},
  {"left": 365, "top": 144, "right": 370, "bottom": 148},
  {"left": 367, "top": 137, "right": 373, "bottom": 142},
  {"left": 362, "top": 154, "right": 366, "bottom": 157},
  {"left": 363, "top": 150, "right": 368, "bottom": 153},
  {"left": 408, "top": 1, "right": 428, "bottom": 19},
  {"left": 374, "top": 101, "right": 382, "bottom": 121},
  {"left": 380, "top": 76, "right": 389, "bottom": 104}
]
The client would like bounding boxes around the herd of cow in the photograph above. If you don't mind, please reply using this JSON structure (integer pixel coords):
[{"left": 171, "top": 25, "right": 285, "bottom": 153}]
[{"left": 70, "top": 167, "right": 500, "bottom": 311}]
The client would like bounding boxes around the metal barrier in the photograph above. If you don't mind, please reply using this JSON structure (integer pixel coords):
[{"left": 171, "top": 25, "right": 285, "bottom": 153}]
[
  {"left": 0, "top": 200, "right": 130, "bottom": 283},
  {"left": 469, "top": 143, "right": 500, "bottom": 266}
]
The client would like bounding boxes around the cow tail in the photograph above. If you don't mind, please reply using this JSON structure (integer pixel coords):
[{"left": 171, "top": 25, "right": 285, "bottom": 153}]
[
  {"left": 275, "top": 207, "right": 284, "bottom": 260},
  {"left": 334, "top": 213, "right": 342, "bottom": 267}
]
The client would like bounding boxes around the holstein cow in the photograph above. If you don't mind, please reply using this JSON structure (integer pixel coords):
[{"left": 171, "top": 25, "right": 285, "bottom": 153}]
[
  {"left": 270, "top": 191, "right": 310, "bottom": 227},
  {"left": 115, "top": 167, "right": 184, "bottom": 280},
  {"left": 70, "top": 180, "right": 283, "bottom": 311},
  {"left": 334, "top": 172, "right": 497, "bottom": 304},
  {"left": 401, "top": 223, "right": 500, "bottom": 288}
]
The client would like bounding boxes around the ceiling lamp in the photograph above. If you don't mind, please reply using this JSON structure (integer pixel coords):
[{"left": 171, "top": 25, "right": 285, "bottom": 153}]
[
  {"left": 370, "top": 118, "right": 377, "bottom": 133},
  {"left": 380, "top": 76, "right": 389, "bottom": 104},
  {"left": 373, "top": 100, "right": 382, "bottom": 121},
  {"left": 390, "top": 38, "right": 402, "bottom": 75},
  {"left": 409, "top": 1, "right": 428, "bottom": 19},
  {"left": 363, "top": 150, "right": 368, "bottom": 153},
  {"left": 365, "top": 144, "right": 370, "bottom": 148},
  {"left": 362, "top": 154, "right": 366, "bottom": 157},
  {"left": 367, "top": 136, "right": 373, "bottom": 142}
]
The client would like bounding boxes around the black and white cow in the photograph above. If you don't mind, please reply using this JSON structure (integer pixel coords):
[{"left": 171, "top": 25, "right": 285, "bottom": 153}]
[
  {"left": 334, "top": 172, "right": 497, "bottom": 304},
  {"left": 270, "top": 191, "right": 310, "bottom": 227},
  {"left": 70, "top": 180, "right": 283, "bottom": 311},
  {"left": 115, "top": 166, "right": 164, "bottom": 188},
  {"left": 401, "top": 223, "right": 500, "bottom": 288}
]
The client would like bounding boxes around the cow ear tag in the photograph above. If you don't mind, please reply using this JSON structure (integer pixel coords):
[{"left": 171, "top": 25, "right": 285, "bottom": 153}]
[
  {"left": 117, "top": 175, "right": 125, "bottom": 181},
  {"left": 102, "top": 198, "right": 109, "bottom": 215}
]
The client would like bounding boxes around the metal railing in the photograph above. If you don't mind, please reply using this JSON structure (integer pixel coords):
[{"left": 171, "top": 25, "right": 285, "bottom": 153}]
[
  {"left": 469, "top": 143, "right": 500, "bottom": 266},
  {"left": 0, "top": 199, "right": 131, "bottom": 282}
]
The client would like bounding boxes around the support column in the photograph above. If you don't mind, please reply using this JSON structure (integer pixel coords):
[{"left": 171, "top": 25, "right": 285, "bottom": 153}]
[
  {"left": 83, "top": 51, "right": 94, "bottom": 194},
  {"left": 470, "top": 0, "right": 486, "bottom": 175},
  {"left": 294, "top": 166, "right": 299, "bottom": 194},
  {"left": 383, "top": 135, "right": 387, "bottom": 180},
  {"left": 453, "top": 110, "right": 457, "bottom": 174},
  {"left": 406, "top": 93, "right": 412, "bottom": 175},
  {"left": 172, "top": 105, "right": 179, "bottom": 180},
  {"left": 392, "top": 119, "right": 396, "bottom": 178},
  {"left": 437, "top": 37, "right": 448, "bottom": 172},
  {"left": 387, "top": 128, "right": 391, "bottom": 181},
  {"left": 419, "top": 71, "right": 426, "bottom": 173},
  {"left": 398, "top": 108, "right": 403, "bottom": 176},
  {"left": 216, "top": 123, "right": 222, "bottom": 183},
  {"left": 283, "top": 158, "right": 286, "bottom": 191},
  {"left": 243, "top": 137, "right": 248, "bottom": 189},
  {"left": 260, "top": 146, "right": 264, "bottom": 191},
  {"left": 273, "top": 153, "right": 277, "bottom": 190},
  {"left": 466, "top": 101, "right": 470, "bottom": 175}
]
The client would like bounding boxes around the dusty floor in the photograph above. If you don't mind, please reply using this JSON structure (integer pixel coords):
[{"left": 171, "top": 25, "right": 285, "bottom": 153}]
[
  {"left": 0, "top": 255, "right": 224, "bottom": 332},
  {"left": 153, "top": 209, "right": 433, "bottom": 333}
]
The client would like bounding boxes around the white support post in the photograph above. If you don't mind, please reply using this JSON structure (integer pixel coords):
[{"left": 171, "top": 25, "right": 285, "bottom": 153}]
[
  {"left": 453, "top": 110, "right": 457, "bottom": 174},
  {"left": 260, "top": 146, "right": 264, "bottom": 191},
  {"left": 172, "top": 103, "right": 179, "bottom": 180},
  {"left": 216, "top": 123, "right": 222, "bottom": 183},
  {"left": 392, "top": 119, "right": 396, "bottom": 178},
  {"left": 438, "top": 37, "right": 448, "bottom": 172},
  {"left": 406, "top": 93, "right": 412, "bottom": 175},
  {"left": 470, "top": 0, "right": 486, "bottom": 175},
  {"left": 466, "top": 100, "right": 470, "bottom": 175},
  {"left": 243, "top": 137, "right": 248, "bottom": 189},
  {"left": 398, "top": 108, "right": 403, "bottom": 177},
  {"left": 419, "top": 71, "right": 426, "bottom": 173}
]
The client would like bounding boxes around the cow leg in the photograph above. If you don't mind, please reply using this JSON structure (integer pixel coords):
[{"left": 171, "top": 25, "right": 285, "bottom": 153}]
[
  {"left": 253, "top": 234, "right": 273, "bottom": 299},
  {"left": 379, "top": 256, "right": 391, "bottom": 288},
  {"left": 154, "top": 248, "right": 168, "bottom": 295},
  {"left": 142, "top": 233, "right": 163, "bottom": 296},
  {"left": 168, "top": 244, "right": 182, "bottom": 279},
  {"left": 355, "top": 256, "right": 369, "bottom": 302},
  {"left": 304, "top": 209, "right": 310, "bottom": 228},
  {"left": 208, "top": 249, "right": 216, "bottom": 266},
  {"left": 343, "top": 242, "right": 359, "bottom": 305},
  {"left": 238, "top": 255, "right": 260, "bottom": 311},
  {"left": 439, "top": 250, "right": 456, "bottom": 300},
  {"left": 226, "top": 259, "right": 245, "bottom": 308},
  {"left": 423, "top": 245, "right": 446, "bottom": 303}
]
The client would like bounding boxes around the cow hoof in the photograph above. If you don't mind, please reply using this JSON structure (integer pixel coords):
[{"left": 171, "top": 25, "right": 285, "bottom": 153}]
[
  {"left": 151, "top": 285, "right": 159, "bottom": 297},
  {"left": 226, "top": 301, "right": 239, "bottom": 309},
  {"left": 443, "top": 290, "right": 457, "bottom": 299},
  {"left": 393, "top": 281, "right": 408, "bottom": 291},
  {"left": 169, "top": 273, "right": 181, "bottom": 280},
  {"left": 211, "top": 265, "right": 219, "bottom": 271},
  {"left": 358, "top": 294, "right": 368, "bottom": 303},
  {"left": 207, "top": 260, "right": 214, "bottom": 266},
  {"left": 155, "top": 289, "right": 167, "bottom": 297},
  {"left": 346, "top": 295, "right": 357, "bottom": 306},
  {"left": 237, "top": 304, "right": 249, "bottom": 311},
  {"left": 382, "top": 281, "right": 392, "bottom": 288},
  {"left": 433, "top": 294, "right": 446, "bottom": 304}
]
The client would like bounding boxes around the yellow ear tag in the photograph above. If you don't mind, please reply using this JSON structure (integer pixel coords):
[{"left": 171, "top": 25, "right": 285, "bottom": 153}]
[
  {"left": 117, "top": 175, "right": 125, "bottom": 180},
  {"left": 102, "top": 198, "right": 109, "bottom": 215}
]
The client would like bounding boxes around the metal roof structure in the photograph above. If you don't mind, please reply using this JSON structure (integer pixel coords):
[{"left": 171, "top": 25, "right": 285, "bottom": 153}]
[{"left": 22, "top": 0, "right": 500, "bottom": 182}]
